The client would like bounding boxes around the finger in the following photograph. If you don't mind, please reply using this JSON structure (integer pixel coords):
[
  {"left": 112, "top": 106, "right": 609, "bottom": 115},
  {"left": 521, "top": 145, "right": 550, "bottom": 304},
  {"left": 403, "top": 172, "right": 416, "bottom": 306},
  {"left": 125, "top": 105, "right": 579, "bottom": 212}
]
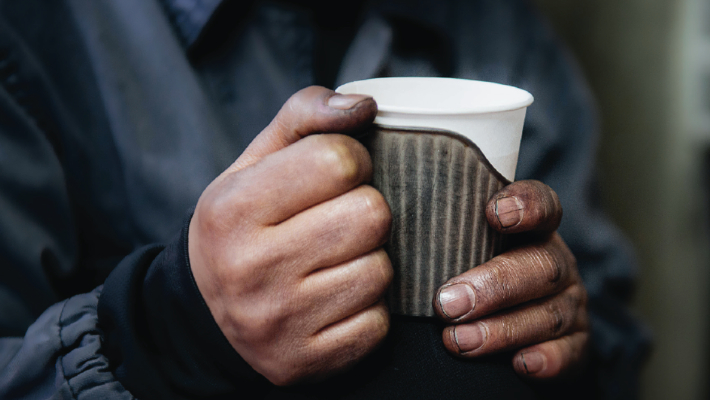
[
  {"left": 303, "top": 300, "right": 390, "bottom": 383},
  {"left": 512, "top": 331, "right": 589, "bottom": 379},
  {"left": 296, "top": 249, "right": 393, "bottom": 331},
  {"left": 441, "top": 284, "right": 587, "bottom": 357},
  {"left": 434, "top": 233, "right": 577, "bottom": 322},
  {"left": 486, "top": 180, "right": 562, "bottom": 234},
  {"left": 272, "top": 185, "right": 391, "bottom": 274},
  {"left": 213, "top": 134, "right": 374, "bottom": 225},
  {"left": 230, "top": 86, "right": 376, "bottom": 173}
]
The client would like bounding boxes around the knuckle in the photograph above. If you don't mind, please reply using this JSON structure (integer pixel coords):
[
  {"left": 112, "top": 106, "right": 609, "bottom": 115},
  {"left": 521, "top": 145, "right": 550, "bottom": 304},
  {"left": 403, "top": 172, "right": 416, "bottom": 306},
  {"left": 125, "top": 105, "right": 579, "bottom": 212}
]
[
  {"left": 229, "top": 269, "right": 257, "bottom": 292},
  {"left": 289, "top": 86, "right": 314, "bottom": 103},
  {"left": 284, "top": 86, "right": 320, "bottom": 113},
  {"left": 545, "top": 301, "right": 567, "bottom": 336},
  {"left": 348, "top": 252, "right": 393, "bottom": 307},
  {"left": 236, "top": 299, "right": 289, "bottom": 342},
  {"left": 313, "top": 136, "right": 363, "bottom": 185},
  {"left": 366, "top": 303, "right": 391, "bottom": 343},
  {"left": 525, "top": 244, "right": 564, "bottom": 284},
  {"left": 481, "top": 260, "right": 515, "bottom": 305},
  {"left": 477, "top": 318, "right": 514, "bottom": 350},
  {"left": 364, "top": 251, "right": 394, "bottom": 294},
  {"left": 359, "top": 186, "right": 392, "bottom": 237},
  {"left": 238, "top": 312, "right": 274, "bottom": 341},
  {"left": 319, "top": 304, "right": 390, "bottom": 371},
  {"left": 540, "top": 246, "right": 564, "bottom": 283},
  {"left": 199, "top": 176, "right": 259, "bottom": 225},
  {"left": 195, "top": 189, "right": 230, "bottom": 232},
  {"left": 207, "top": 237, "right": 280, "bottom": 291}
]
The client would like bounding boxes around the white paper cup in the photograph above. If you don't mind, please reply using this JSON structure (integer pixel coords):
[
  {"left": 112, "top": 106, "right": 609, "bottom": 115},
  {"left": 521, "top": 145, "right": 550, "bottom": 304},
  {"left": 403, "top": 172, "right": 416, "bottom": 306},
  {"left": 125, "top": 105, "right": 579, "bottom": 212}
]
[{"left": 336, "top": 77, "right": 533, "bottom": 317}]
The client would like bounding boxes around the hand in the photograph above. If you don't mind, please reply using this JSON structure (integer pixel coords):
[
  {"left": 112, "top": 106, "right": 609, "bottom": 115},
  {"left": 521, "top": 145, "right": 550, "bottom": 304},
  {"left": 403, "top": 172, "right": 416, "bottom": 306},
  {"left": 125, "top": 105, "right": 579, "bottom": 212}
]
[
  {"left": 433, "top": 181, "right": 588, "bottom": 379},
  {"left": 188, "top": 87, "right": 393, "bottom": 385}
]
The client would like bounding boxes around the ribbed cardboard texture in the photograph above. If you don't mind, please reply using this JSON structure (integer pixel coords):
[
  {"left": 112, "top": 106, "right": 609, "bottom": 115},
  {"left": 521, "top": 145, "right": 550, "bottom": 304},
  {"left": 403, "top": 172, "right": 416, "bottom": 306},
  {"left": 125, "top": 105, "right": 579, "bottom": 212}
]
[{"left": 362, "top": 126, "right": 509, "bottom": 317}]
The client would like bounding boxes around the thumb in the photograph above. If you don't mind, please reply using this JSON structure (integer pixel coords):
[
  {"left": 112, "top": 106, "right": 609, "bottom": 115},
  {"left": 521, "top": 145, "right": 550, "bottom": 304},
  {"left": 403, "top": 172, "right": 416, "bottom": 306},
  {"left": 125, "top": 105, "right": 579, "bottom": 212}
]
[{"left": 229, "top": 86, "right": 376, "bottom": 173}]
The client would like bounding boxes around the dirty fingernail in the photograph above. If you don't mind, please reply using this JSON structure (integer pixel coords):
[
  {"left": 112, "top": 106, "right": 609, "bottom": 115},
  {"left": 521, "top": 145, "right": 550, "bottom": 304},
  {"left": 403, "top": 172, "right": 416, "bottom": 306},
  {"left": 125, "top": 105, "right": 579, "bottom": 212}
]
[
  {"left": 453, "top": 324, "right": 486, "bottom": 353},
  {"left": 328, "top": 94, "right": 371, "bottom": 110},
  {"left": 496, "top": 196, "right": 524, "bottom": 228},
  {"left": 521, "top": 352, "right": 545, "bottom": 374},
  {"left": 439, "top": 284, "right": 475, "bottom": 319}
]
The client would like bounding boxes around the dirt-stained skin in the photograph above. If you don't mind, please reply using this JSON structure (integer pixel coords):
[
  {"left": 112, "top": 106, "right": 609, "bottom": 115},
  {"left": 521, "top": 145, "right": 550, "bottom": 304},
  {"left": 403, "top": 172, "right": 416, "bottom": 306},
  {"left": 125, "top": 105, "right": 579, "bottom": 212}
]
[
  {"left": 436, "top": 180, "right": 588, "bottom": 379},
  {"left": 189, "top": 86, "right": 588, "bottom": 385}
]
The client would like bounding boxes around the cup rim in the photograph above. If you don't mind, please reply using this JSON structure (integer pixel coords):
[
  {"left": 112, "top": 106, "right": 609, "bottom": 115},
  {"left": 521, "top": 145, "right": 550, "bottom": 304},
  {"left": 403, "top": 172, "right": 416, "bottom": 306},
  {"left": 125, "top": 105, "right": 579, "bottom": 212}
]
[{"left": 336, "top": 77, "right": 534, "bottom": 115}]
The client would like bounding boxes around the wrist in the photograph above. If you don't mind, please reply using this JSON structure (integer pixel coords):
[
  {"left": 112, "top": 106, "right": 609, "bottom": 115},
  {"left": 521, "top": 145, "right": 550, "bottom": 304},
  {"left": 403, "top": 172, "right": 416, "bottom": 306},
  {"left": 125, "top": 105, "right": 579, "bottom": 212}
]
[{"left": 98, "top": 211, "right": 266, "bottom": 399}]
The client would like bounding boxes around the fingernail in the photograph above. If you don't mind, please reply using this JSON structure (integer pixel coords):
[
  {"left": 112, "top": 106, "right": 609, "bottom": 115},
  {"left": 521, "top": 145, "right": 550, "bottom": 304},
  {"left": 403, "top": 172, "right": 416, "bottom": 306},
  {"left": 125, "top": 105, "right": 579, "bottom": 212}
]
[
  {"left": 521, "top": 352, "right": 545, "bottom": 374},
  {"left": 496, "top": 196, "right": 524, "bottom": 228},
  {"left": 328, "top": 94, "right": 371, "bottom": 110},
  {"left": 453, "top": 324, "right": 486, "bottom": 353},
  {"left": 439, "top": 284, "right": 475, "bottom": 319}
]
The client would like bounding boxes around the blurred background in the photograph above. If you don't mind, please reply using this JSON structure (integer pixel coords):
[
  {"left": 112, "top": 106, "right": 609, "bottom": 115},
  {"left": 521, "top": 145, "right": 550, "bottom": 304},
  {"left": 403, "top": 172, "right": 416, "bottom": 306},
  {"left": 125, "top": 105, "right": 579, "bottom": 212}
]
[{"left": 533, "top": 0, "right": 710, "bottom": 399}]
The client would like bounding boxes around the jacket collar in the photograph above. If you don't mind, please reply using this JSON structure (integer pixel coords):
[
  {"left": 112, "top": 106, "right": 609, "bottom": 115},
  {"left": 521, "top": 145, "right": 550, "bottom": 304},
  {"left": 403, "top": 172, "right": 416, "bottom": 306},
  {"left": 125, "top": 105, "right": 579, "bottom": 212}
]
[{"left": 163, "top": 0, "right": 453, "bottom": 85}]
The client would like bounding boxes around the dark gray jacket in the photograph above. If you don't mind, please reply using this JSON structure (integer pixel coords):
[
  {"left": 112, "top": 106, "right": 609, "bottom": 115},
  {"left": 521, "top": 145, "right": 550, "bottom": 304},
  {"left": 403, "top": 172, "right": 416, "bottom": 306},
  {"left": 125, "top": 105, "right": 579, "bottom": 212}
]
[{"left": 0, "top": 0, "right": 649, "bottom": 398}]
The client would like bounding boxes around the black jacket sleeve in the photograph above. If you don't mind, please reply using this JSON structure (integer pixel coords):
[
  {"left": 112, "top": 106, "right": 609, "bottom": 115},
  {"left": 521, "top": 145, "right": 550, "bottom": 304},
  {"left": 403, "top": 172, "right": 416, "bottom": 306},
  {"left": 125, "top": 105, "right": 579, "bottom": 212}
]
[
  {"left": 0, "top": 9, "right": 260, "bottom": 396},
  {"left": 98, "top": 216, "right": 267, "bottom": 399},
  {"left": 0, "top": 219, "right": 265, "bottom": 400}
]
